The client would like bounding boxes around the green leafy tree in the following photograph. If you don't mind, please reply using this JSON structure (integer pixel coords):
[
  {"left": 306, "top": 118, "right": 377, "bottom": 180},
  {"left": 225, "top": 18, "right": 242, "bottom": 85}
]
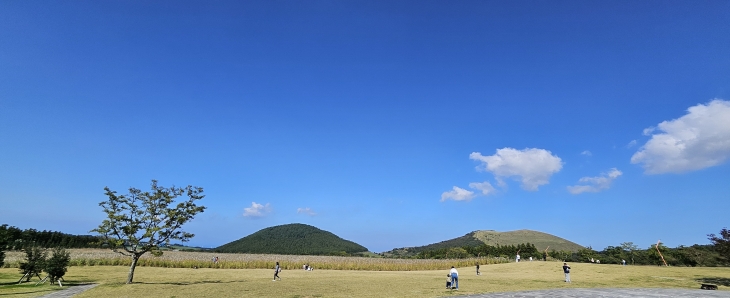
[
  {"left": 45, "top": 247, "right": 71, "bottom": 284},
  {"left": 647, "top": 243, "right": 675, "bottom": 266},
  {"left": 445, "top": 247, "right": 471, "bottom": 259},
  {"left": 549, "top": 250, "right": 571, "bottom": 261},
  {"left": 708, "top": 227, "right": 730, "bottom": 264},
  {"left": 91, "top": 180, "right": 206, "bottom": 284},
  {"left": 0, "top": 224, "right": 9, "bottom": 267},
  {"left": 577, "top": 247, "right": 599, "bottom": 262},
  {"left": 620, "top": 242, "right": 639, "bottom": 265},
  {"left": 19, "top": 246, "right": 46, "bottom": 282}
]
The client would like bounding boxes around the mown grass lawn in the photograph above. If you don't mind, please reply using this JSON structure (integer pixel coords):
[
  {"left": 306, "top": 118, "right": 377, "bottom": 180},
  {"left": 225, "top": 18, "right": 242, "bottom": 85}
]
[{"left": 1, "top": 261, "right": 729, "bottom": 297}]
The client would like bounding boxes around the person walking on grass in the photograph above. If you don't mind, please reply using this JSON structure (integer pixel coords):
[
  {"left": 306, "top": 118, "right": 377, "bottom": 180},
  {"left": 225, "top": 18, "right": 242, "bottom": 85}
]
[
  {"left": 563, "top": 262, "right": 571, "bottom": 283},
  {"left": 450, "top": 266, "right": 459, "bottom": 290},
  {"left": 476, "top": 263, "right": 480, "bottom": 276},
  {"left": 273, "top": 262, "right": 282, "bottom": 281}
]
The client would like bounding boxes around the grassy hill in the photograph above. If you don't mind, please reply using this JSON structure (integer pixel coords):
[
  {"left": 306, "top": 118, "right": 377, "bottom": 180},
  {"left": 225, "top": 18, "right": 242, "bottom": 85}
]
[
  {"left": 472, "top": 229, "right": 584, "bottom": 252},
  {"left": 214, "top": 223, "right": 368, "bottom": 255},
  {"left": 384, "top": 229, "right": 584, "bottom": 257}
]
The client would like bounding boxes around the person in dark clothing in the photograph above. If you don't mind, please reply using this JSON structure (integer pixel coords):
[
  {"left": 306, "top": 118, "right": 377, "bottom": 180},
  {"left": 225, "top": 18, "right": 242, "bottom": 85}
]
[
  {"left": 273, "top": 262, "right": 281, "bottom": 281},
  {"left": 543, "top": 252, "right": 547, "bottom": 261},
  {"left": 563, "top": 262, "right": 571, "bottom": 283},
  {"left": 476, "top": 264, "right": 480, "bottom": 276}
]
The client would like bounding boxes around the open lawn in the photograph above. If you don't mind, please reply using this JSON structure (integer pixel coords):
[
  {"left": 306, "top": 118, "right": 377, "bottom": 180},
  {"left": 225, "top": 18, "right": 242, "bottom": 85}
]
[{"left": 1, "top": 261, "right": 729, "bottom": 297}]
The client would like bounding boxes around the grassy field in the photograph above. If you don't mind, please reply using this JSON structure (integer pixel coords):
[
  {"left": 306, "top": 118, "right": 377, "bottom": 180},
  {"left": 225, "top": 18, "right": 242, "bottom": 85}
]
[{"left": 1, "top": 261, "right": 729, "bottom": 297}]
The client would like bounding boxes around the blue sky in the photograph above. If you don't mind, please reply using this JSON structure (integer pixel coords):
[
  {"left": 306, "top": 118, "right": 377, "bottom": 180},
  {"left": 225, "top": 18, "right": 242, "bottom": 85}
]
[{"left": 1, "top": 1, "right": 729, "bottom": 253}]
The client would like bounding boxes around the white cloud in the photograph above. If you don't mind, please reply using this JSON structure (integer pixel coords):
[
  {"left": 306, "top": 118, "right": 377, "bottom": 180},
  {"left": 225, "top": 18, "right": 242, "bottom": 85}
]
[
  {"left": 626, "top": 140, "right": 638, "bottom": 148},
  {"left": 581, "top": 150, "right": 592, "bottom": 156},
  {"left": 440, "top": 186, "right": 475, "bottom": 202},
  {"left": 469, "top": 148, "right": 563, "bottom": 191},
  {"left": 243, "top": 202, "right": 271, "bottom": 217},
  {"left": 642, "top": 127, "right": 655, "bottom": 136},
  {"left": 297, "top": 207, "right": 316, "bottom": 216},
  {"left": 631, "top": 99, "right": 730, "bottom": 174},
  {"left": 468, "top": 181, "right": 497, "bottom": 196},
  {"left": 567, "top": 168, "right": 623, "bottom": 195}
]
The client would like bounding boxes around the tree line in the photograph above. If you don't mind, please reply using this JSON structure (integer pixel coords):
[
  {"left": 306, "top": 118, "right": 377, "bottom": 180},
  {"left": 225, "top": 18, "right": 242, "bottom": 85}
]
[
  {"left": 415, "top": 243, "right": 540, "bottom": 260},
  {"left": 412, "top": 237, "right": 729, "bottom": 267},
  {"left": 550, "top": 242, "right": 725, "bottom": 267},
  {"left": 0, "top": 224, "right": 101, "bottom": 250}
]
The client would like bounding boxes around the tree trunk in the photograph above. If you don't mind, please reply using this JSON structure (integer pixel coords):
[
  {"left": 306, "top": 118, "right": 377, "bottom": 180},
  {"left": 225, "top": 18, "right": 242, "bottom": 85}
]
[{"left": 127, "top": 255, "right": 139, "bottom": 284}]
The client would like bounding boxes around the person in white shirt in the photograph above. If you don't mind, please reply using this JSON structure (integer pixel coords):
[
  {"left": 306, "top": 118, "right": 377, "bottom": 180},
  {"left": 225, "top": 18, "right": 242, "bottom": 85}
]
[
  {"left": 516, "top": 254, "right": 520, "bottom": 263},
  {"left": 449, "top": 266, "right": 459, "bottom": 290}
]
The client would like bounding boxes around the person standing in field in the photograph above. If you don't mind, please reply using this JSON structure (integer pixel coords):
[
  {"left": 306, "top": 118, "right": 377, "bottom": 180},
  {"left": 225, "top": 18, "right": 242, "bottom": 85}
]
[
  {"left": 450, "top": 266, "right": 459, "bottom": 290},
  {"left": 516, "top": 253, "right": 520, "bottom": 263},
  {"left": 563, "top": 262, "right": 571, "bottom": 283},
  {"left": 476, "top": 263, "right": 480, "bottom": 276},
  {"left": 273, "top": 262, "right": 281, "bottom": 281},
  {"left": 445, "top": 274, "right": 452, "bottom": 289}
]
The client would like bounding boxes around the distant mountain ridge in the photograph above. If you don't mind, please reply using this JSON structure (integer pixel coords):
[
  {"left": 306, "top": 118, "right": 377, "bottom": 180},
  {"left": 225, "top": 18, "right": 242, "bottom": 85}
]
[
  {"left": 214, "top": 223, "right": 368, "bottom": 255},
  {"left": 385, "top": 229, "right": 584, "bottom": 256}
]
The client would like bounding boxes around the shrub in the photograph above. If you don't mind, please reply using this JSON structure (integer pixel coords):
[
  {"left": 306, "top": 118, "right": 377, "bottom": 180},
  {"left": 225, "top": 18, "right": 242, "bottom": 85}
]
[
  {"left": 45, "top": 247, "right": 71, "bottom": 284},
  {"left": 19, "top": 246, "right": 46, "bottom": 282}
]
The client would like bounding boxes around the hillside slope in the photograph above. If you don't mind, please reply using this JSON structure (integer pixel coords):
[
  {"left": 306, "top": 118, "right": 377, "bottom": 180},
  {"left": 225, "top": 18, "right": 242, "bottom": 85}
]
[
  {"left": 472, "top": 229, "right": 584, "bottom": 252},
  {"left": 215, "top": 223, "right": 368, "bottom": 255},
  {"left": 385, "top": 229, "right": 584, "bottom": 256}
]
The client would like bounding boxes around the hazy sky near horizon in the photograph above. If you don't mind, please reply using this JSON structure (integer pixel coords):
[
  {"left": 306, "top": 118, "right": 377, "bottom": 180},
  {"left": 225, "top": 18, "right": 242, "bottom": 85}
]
[{"left": 1, "top": 1, "right": 729, "bottom": 252}]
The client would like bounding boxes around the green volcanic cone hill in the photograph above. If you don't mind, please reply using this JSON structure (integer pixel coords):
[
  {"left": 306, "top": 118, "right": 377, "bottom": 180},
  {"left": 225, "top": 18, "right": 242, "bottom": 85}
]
[
  {"left": 385, "top": 229, "right": 584, "bottom": 257},
  {"left": 214, "top": 223, "right": 368, "bottom": 255}
]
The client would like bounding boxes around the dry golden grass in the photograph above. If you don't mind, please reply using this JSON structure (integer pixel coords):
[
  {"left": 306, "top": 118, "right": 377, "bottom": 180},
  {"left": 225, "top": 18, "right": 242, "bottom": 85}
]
[
  {"left": 1, "top": 260, "right": 729, "bottom": 297},
  {"left": 3, "top": 249, "right": 507, "bottom": 271}
]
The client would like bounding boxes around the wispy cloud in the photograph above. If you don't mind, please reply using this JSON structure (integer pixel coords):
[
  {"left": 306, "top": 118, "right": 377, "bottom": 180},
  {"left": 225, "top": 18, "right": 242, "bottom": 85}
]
[
  {"left": 567, "top": 168, "right": 622, "bottom": 194},
  {"left": 631, "top": 99, "right": 730, "bottom": 174},
  {"left": 626, "top": 140, "right": 637, "bottom": 148},
  {"left": 297, "top": 207, "right": 316, "bottom": 216},
  {"left": 243, "top": 202, "right": 271, "bottom": 217},
  {"left": 581, "top": 150, "right": 592, "bottom": 156},
  {"left": 468, "top": 181, "right": 496, "bottom": 196},
  {"left": 440, "top": 186, "right": 475, "bottom": 202},
  {"left": 470, "top": 148, "right": 563, "bottom": 191}
]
